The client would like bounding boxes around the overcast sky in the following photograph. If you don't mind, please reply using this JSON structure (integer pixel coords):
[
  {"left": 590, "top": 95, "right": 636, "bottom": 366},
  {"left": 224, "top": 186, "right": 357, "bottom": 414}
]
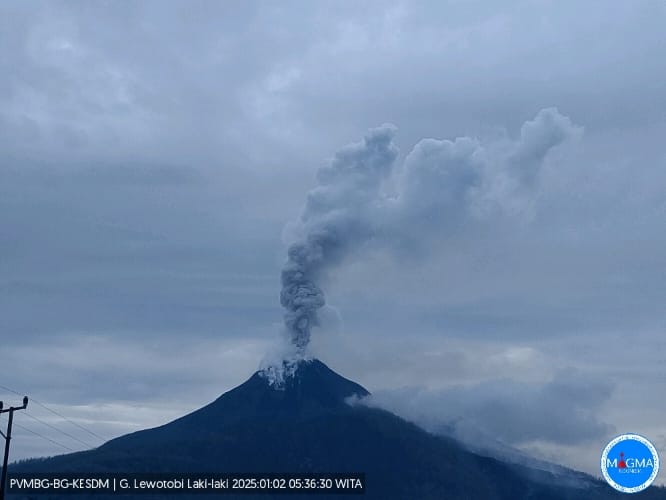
[{"left": 1, "top": 0, "right": 665, "bottom": 480}]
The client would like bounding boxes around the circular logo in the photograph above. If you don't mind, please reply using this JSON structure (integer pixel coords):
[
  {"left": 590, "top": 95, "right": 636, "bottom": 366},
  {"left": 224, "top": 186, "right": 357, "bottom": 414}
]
[{"left": 601, "top": 433, "right": 660, "bottom": 493}]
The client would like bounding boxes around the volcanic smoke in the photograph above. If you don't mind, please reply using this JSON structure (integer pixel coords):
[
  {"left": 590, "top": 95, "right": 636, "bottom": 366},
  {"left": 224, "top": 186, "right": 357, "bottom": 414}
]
[
  {"left": 280, "top": 125, "right": 399, "bottom": 354},
  {"left": 275, "top": 108, "right": 580, "bottom": 363}
]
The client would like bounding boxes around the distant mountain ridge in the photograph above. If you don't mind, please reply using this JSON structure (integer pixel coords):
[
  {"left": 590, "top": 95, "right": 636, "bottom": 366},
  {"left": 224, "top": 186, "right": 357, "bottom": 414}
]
[{"left": 13, "top": 359, "right": 666, "bottom": 499}]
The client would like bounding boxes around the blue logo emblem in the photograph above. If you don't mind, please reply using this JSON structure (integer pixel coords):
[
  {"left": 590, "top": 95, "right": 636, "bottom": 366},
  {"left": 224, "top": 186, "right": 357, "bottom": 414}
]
[{"left": 601, "top": 433, "right": 660, "bottom": 493}]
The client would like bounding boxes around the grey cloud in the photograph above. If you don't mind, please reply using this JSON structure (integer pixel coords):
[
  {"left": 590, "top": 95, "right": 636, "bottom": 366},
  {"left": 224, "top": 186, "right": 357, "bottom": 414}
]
[
  {"left": 280, "top": 125, "right": 399, "bottom": 353},
  {"left": 397, "top": 107, "right": 580, "bottom": 224},
  {"left": 276, "top": 108, "right": 578, "bottom": 356},
  {"left": 360, "top": 370, "right": 614, "bottom": 446},
  {"left": 0, "top": 162, "right": 285, "bottom": 340}
]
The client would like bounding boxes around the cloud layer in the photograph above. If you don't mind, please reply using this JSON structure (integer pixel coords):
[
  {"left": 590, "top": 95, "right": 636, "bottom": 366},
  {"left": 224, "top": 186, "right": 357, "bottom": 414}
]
[{"left": 2, "top": 1, "right": 665, "bottom": 480}]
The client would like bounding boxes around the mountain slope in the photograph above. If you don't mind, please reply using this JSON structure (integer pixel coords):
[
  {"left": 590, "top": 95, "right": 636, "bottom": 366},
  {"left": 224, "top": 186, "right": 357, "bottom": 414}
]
[{"left": 13, "top": 360, "right": 666, "bottom": 499}]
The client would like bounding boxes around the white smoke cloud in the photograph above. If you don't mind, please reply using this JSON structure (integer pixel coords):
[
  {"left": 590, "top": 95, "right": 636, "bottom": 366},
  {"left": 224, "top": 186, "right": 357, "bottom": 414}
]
[
  {"left": 396, "top": 107, "right": 582, "bottom": 228},
  {"left": 356, "top": 369, "right": 614, "bottom": 447},
  {"left": 273, "top": 108, "right": 582, "bottom": 362}
]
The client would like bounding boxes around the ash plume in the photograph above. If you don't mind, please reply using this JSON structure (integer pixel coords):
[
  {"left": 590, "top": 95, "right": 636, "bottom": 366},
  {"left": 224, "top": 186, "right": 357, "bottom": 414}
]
[
  {"left": 280, "top": 125, "right": 399, "bottom": 354},
  {"left": 271, "top": 108, "right": 581, "bottom": 365}
]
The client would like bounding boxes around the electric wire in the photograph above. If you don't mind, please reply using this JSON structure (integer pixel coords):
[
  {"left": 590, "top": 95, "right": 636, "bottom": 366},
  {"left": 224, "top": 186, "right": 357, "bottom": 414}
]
[
  {"left": 23, "top": 411, "right": 96, "bottom": 449},
  {"left": 0, "top": 384, "right": 107, "bottom": 442},
  {"left": 12, "top": 422, "right": 75, "bottom": 452}
]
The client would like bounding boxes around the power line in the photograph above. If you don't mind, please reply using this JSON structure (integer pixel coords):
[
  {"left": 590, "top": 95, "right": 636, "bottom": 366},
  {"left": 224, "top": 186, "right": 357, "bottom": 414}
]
[
  {"left": 0, "top": 385, "right": 106, "bottom": 442},
  {"left": 29, "top": 400, "right": 107, "bottom": 442},
  {"left": 12, "top": 422, "right": 74, "bottom": 452},
  {"left": 23, "top": 411, "right": 96, "bottom": 450},
  {"left": 0, "top": 387, "right": 21, "bottom": 398}
]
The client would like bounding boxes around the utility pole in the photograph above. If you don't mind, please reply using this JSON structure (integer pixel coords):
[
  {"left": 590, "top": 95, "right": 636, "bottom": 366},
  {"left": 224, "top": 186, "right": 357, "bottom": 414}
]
[{"left": 0, "top": 396, "right": 28, "bottom": 500}]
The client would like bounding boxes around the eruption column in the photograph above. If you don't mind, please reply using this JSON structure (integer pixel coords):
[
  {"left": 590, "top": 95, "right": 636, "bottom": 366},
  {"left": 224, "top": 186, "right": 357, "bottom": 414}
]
[{"left": 275, "top": 109, "right": 578, "bottom": 359}]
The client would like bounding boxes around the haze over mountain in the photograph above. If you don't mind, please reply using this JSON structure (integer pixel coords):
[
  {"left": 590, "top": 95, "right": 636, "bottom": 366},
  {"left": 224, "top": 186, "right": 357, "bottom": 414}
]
[{"left": 13, "top": 360, "right": 666, "bottom": 499}]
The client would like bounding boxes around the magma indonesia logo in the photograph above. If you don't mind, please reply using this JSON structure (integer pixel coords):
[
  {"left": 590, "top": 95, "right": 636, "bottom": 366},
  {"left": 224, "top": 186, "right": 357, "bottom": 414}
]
[{"left": 601, "top": 433, "right": 660, "bottom": 493}]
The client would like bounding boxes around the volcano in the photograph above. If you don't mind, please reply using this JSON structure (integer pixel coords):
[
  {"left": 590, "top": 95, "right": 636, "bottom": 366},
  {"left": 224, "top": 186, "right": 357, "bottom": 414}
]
[{"left": 12, "top": 360, "right": 666, "bottom": 499}]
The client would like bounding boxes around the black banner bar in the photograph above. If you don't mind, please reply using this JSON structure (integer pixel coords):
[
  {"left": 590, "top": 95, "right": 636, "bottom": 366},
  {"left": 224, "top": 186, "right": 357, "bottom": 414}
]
[{"left": 8, "top": 473, "right": 365, "bottom": 495}]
